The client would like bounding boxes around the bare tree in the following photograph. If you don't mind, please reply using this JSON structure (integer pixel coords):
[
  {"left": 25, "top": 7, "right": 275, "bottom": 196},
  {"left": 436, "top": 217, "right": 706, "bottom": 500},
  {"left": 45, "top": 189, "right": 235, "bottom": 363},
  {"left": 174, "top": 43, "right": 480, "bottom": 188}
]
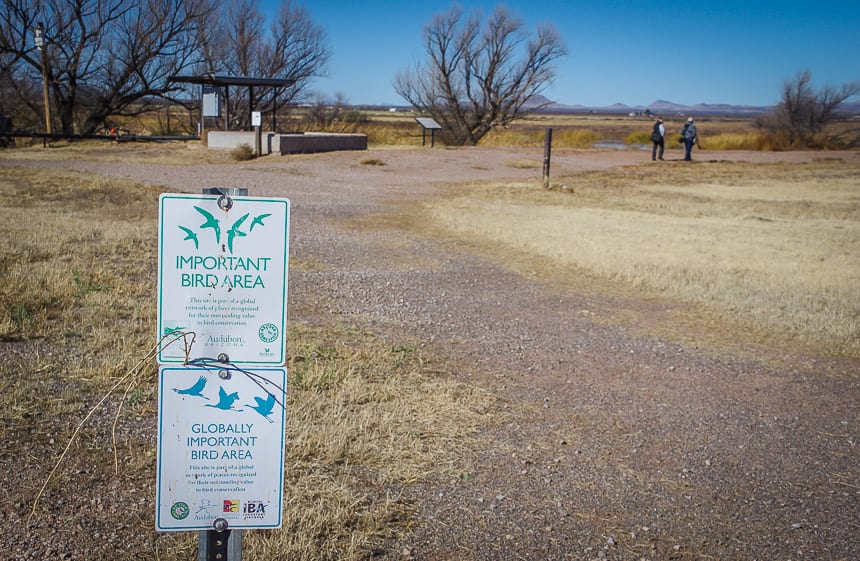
[
  {"left": 756, "top": 70, "right": 860, "bottom": 147},
  {"left": 200, "top": 0, "right": 329, "bottom": 130},
  {"left": 0, "top": 0, "right": 215, "bottom": 135},
  {"left": 394, "top": 5, "right": 566, "bottom": 146}
]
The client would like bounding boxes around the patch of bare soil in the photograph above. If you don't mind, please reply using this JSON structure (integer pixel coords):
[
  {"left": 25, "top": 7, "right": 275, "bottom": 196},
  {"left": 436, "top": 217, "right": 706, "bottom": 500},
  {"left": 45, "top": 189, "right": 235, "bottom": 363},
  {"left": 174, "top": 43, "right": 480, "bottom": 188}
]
[{"left": 3, "top": 145, "right": 858, "bottom": 560}]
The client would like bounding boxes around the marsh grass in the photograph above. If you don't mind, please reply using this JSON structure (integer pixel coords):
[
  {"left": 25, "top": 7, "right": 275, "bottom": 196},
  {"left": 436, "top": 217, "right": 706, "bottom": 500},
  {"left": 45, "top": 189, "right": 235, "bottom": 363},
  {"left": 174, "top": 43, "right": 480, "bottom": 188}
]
[
  {"left": 0, "top": 165, "right": 493, "bottom": 560},
  {"left": 417, "top": 160, "right": 860, "bottom": 357},
  {"left": 362, "top": 122, "right": 420, "bottom": 146},
  {"left": 699, "top": 132, "right": 772, "bottom": 151},
  {"left": 481, "top": 127, "right": 601, "bottom": 148}
]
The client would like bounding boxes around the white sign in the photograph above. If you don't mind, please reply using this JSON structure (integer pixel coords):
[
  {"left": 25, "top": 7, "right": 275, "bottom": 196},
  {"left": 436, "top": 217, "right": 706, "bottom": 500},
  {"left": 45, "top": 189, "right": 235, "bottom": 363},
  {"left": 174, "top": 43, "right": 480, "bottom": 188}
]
[
  {"left": 157, "top": 194, "right": 290, "bottom": 365},
  {"left": 251, "top": 111, "right": 262, "bottom": 127},
  {"left": 202, "top": 86, "right": 220, "bottom": 118},
  {"left": 156, "top": 365, "right": 287, "bottom": 531}
]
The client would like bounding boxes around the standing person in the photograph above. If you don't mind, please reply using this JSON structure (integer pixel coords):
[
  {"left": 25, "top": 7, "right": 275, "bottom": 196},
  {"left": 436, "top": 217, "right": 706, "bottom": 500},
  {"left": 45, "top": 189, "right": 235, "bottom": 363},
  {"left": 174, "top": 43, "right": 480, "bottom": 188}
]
[
  {"left": 650, "top": 117, "right": 665, "bottom": 161},
  {"left": 681, "top": 117, "right": 698, "bottom": 161}
]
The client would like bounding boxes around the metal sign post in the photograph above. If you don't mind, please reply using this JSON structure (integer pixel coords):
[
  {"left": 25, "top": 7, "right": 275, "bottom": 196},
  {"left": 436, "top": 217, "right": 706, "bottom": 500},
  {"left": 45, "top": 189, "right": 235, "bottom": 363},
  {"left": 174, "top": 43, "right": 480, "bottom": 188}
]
[
  {"left": 252, "top": 112, "right": 262, "bottom": 157},
  {"left": 34, "top": 24, "right": 52, "bottom": 143},
  {"left": 155, "top": 187, "right": 291, "bottom": 561},
  {"left": 542, "top": 128, "right": 553, "bottom": 189}
]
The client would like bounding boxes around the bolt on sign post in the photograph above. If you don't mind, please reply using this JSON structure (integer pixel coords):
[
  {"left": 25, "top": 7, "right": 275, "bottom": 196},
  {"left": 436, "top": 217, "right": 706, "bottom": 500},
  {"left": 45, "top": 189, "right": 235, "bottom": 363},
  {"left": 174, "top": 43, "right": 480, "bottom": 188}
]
[{"left": 155, "top": 188, "right": 290, "bottom": 561}]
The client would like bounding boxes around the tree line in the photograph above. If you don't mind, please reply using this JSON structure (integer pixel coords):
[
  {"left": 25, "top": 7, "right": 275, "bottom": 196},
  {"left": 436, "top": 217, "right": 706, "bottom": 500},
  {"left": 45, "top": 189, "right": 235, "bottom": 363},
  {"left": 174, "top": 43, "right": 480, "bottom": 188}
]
[
  {"left": 0, "top": 2, "right": 570, "bottom": 144},
  {"left": 0, "top": 0, "right": 329, "bottom": 135},
  {"left": 1, "top": 1, "right": 856, "bottom": 146}
]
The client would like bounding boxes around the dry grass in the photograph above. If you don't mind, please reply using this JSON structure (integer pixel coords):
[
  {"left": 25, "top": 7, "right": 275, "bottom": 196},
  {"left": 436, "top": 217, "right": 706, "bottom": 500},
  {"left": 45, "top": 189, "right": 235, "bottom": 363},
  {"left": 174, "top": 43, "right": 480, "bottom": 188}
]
[
  {"left": 1, "top": 138, "right": 234, "bottom": 165},
  {"left": 416, "top": 160, "right": 860, "bottom": 357},
  {"left": 0, "top": 165, "right": 492, "bottom": 560}
]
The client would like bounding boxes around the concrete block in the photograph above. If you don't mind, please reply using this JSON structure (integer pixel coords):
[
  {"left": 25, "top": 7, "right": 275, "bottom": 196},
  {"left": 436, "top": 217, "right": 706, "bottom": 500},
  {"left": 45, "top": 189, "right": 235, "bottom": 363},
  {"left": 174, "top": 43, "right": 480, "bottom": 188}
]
[
  {"left": 206, "top": 131, "right": 368, "bottom": 155},
  {"left": 278, "top": 132, "right": 367, "bottom": 154}
]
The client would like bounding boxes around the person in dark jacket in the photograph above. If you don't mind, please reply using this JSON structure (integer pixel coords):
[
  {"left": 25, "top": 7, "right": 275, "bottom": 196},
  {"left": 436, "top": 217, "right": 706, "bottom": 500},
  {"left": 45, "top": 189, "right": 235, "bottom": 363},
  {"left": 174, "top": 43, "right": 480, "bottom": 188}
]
[
  {"left": 681, "top": 117, "right": 698, "bottom": 161},
  {"left": 650, "top": 117, "right": 665, "bottom": 161}
]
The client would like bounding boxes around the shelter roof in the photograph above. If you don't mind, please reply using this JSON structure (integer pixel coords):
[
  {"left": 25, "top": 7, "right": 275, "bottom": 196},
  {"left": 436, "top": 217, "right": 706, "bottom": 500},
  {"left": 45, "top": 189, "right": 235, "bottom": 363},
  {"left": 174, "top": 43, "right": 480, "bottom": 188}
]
[{"left": 168, "top": 74, "right": 295, "bottom": 88}]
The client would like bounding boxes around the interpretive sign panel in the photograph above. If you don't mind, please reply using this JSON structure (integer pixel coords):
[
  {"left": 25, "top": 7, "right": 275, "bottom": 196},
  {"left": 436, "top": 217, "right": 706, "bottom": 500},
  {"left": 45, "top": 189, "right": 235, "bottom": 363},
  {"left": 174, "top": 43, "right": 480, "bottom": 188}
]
[
  {"left": 156, "top": 365, "right": 287, "bottom": 531},
  {"left": 415, "top": 117, "right": 442, "bottom": 130},
  {"left": 157, "top": 194, "right": 290, "bottom": 365}
]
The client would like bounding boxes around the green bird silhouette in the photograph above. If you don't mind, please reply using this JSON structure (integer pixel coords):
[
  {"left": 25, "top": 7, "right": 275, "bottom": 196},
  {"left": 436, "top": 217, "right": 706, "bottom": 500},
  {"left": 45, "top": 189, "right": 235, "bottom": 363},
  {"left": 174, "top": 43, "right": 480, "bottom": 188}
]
[
  {"left": 178, "top": 226, "right": 199, "bottom": 249},
  {"left": 226, "top": 213, "right": 249, "bottom": 253},
  {"left": 194, "top": 206, "right": 221, "bottom": 243},
  {"left": 250, "top": 213, "right": 271, "bottom": 231}
]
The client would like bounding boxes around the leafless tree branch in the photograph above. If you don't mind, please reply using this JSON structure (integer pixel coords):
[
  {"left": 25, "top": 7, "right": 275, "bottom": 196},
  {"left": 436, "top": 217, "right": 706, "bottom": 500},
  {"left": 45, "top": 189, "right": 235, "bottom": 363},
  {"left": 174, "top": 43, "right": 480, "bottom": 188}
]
[
  {"left": 756, "top": 70, "right": 860, "bottom": 148},
  {"left": 394, "top": 5, "right": 566, "bottom": 146}
]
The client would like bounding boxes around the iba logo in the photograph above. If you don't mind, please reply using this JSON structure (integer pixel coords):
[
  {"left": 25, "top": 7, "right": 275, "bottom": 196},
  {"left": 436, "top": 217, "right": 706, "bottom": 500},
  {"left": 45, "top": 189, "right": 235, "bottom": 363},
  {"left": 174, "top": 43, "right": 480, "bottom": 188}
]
[
  {"left": 243, "top": 500, "right": 268, "bottom": 520},
  {"left": 223, "top": 499, "right": 240, "bottom": 513}
]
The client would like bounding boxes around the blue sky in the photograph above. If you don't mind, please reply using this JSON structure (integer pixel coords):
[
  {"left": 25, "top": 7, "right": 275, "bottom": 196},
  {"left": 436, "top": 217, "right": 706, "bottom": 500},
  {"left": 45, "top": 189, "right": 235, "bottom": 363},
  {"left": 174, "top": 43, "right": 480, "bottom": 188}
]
[{"left": 259, "top": 0, "right": 860, "bottom": 107}]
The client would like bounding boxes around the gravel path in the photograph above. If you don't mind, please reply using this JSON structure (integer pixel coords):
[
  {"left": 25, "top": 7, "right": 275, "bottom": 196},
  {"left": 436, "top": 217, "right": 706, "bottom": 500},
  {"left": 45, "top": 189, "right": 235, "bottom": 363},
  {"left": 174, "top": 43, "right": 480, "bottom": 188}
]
[{"left": 5, "top": 146, "right": 859, "bottom": 560}]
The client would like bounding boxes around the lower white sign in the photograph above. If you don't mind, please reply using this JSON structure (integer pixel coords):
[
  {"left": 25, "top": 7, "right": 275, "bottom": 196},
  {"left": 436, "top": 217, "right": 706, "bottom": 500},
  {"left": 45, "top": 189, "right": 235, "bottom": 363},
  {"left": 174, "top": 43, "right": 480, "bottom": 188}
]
[{"left": 156, "top": 365, "right": 287, "bottom": 531}]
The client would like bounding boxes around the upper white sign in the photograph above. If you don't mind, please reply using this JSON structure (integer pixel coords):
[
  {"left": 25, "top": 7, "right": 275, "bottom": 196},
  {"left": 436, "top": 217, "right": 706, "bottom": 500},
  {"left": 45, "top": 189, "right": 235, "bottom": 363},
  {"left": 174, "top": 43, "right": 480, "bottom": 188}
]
[{"left": 157, "top": 194, "right": 290, "bottom": 365}]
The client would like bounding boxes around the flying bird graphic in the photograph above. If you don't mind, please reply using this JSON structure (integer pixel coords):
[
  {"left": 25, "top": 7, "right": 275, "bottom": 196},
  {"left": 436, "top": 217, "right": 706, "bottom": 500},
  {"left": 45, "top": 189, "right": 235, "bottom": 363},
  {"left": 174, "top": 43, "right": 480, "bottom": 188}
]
[
  {"left": 246, "top": 393, "right": 277, "bottom": 422},
  {"left": 205, "top": 386, "right": 241, "bottom": 411},
  {"left": 249, "top": 213, "right": 271, "bottom": 231},
  {"left": 172, "top": 375, "right": 209, "bottom": 399},
  {"left": 163, "top": 326, "right": 187, "bottom": 336},
  {"left": 194, "top": 206, "right": 221, "bottom": 243},
  {"left": 178, "top": 226, "right": 199, "bottom": 249},
  {"left": 226, "top": 213, "right": 249, "bottom": 253}
]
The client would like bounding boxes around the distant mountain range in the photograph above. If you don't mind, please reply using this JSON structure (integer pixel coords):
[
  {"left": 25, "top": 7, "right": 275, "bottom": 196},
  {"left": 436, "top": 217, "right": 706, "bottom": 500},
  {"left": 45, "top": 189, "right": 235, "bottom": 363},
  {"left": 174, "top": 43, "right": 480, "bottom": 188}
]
[
  {"left": 527, "top": 95, "right": 860, "bottom": 116},
  {"left": 374, "top": 96, "right": 860, "bottom": 117}
]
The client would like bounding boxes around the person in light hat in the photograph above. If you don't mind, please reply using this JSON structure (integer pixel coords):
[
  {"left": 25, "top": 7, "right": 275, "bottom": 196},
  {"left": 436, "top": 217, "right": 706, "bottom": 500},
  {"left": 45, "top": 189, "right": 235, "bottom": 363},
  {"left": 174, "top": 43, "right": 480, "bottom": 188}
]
[{"left": 681, "top": 117, "right": 699, "bottom": 161}]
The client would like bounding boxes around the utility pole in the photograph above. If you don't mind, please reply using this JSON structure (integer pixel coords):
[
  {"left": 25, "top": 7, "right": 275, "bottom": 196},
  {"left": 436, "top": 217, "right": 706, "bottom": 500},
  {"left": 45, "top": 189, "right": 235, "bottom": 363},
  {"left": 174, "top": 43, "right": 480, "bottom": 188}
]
[{"left": 34, "top": 23, "right": 52, "bottom": 137}]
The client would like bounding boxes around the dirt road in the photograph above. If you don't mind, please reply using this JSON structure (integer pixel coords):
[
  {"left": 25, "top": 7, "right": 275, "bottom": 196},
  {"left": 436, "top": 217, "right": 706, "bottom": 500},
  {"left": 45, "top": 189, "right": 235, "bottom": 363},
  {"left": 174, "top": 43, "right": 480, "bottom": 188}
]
[{"left": 7, "top": 145, "right": 859, "bottom": 560}]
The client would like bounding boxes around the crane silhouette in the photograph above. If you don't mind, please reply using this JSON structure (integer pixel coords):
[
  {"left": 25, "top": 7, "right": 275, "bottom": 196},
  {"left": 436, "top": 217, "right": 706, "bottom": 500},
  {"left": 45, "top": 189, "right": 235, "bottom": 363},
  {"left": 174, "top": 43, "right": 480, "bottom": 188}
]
[
  {"left": 172, "top": 375, "right": 208, "bottom": 399},
  {"left": 205, "top": 386, "right": 241, "bottom": 411},
  {"left": 246, "top": 393, "right": 277, "bottom": 422}
]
